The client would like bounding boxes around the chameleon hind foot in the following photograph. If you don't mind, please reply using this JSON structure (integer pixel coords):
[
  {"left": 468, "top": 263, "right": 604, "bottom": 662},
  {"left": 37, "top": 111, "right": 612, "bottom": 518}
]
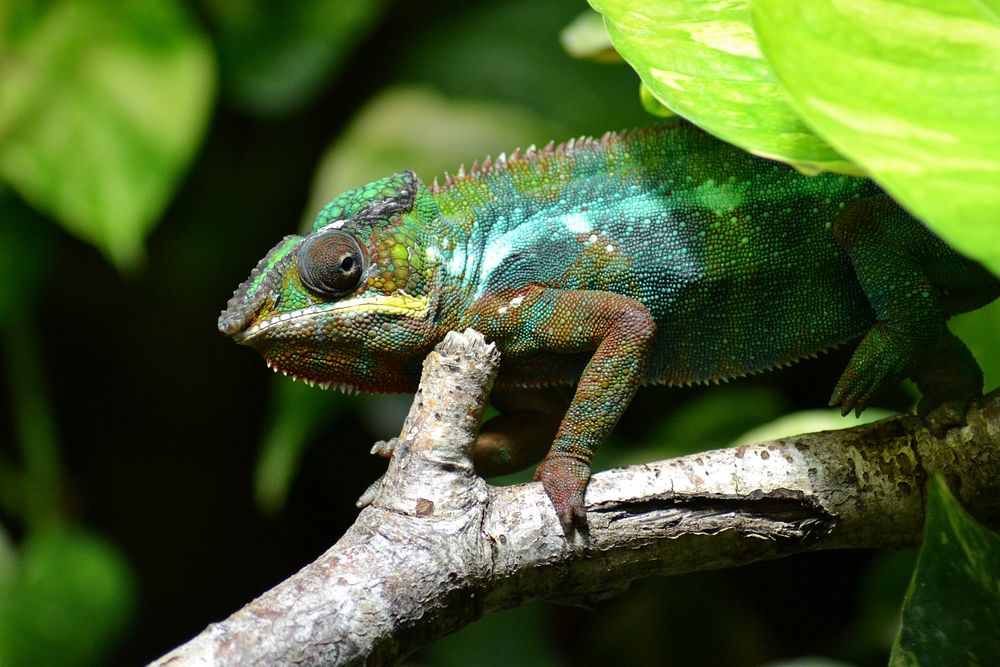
[
  {"left": 357, "top": 474, "right": 385, "bottom": 508},
  {"left": 830, "top": 323, "right": 912, "bottom": 416},
  {"left": 534, "top": 454, "right": 591, "bottom": 536},
  {"left": 912, "top": 329, "right": 983, "bottom": 413},
  {"left": 912, "top": 329, "right": 984, "bottom": 434},
  {"left": 921, "top": 400, "right": 970, "bottom": 436},
  {"left": 832, "top": 323, "right": 984, "bottom": 430},
  {"left": 832, "top": 195, "right": 994, "bottom": 419}
]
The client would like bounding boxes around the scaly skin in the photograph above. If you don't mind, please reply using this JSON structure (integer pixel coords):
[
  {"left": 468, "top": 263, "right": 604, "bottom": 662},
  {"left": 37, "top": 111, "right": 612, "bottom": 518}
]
[{"left": 219, "top": 120, "right": 999, "bottom": 534}]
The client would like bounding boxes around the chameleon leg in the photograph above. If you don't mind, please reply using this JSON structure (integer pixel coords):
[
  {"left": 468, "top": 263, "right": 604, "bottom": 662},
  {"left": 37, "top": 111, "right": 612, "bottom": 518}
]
[
  {"left": 471, "top": 287, "right": 656, "bottom": 533},
  {"left": 473, "top": 388, "right": 568, "bottom": 477},
  {"left": 830, "top": 195, "right": 988, "bottom": 415}
]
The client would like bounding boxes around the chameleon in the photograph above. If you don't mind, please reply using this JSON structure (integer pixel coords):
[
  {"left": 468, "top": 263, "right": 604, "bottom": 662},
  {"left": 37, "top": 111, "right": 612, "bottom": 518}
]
[{"left": 218, "top": 119, "right": 999, "bottom": 533}]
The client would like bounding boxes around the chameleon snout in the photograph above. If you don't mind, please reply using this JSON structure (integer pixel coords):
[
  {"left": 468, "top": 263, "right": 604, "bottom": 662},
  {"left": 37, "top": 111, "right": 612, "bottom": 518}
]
[
  {"left": 218, "top": 280, "right": 266, "bottom": 338},
  {"left": 218, "top": 235, "right": 302, "bottom": 339},
  {"left": 217, "top": 302, "right": 253, "bottom": 337}
]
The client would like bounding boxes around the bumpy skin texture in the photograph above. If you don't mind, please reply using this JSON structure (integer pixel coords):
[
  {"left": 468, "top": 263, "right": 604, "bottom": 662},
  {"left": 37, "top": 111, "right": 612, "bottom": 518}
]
[{"left": 219, "top": 120, "right": 999, "bottom": 533}]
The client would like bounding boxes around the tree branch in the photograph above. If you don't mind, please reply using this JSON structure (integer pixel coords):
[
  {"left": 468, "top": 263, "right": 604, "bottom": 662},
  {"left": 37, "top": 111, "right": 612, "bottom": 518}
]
[{"left": 152, "top": 329, "right": 1000, "bottom": 666}]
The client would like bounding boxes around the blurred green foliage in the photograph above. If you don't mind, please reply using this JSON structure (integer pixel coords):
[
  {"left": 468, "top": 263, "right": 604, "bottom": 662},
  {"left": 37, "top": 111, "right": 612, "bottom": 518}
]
[
  {"left": 559, "top": 9, "right": 620, "bottom": 63},
  {"left": 0, "top": 0, "right": 997, "bottom": 665},
  {"left": 0, "top": 0, "right": 215, "bottom": 270},
  {"left": 0, "top": 194, "right": 136, "bottom": 665},
  {"left": 254, "top": 377, "right": 347, "bottom": 515},
  {"left": 203, "top": 0, "right": 387, "bottom": 116},
  {"left": 0, "top": 529, "right": 134, "bottom": 667}
]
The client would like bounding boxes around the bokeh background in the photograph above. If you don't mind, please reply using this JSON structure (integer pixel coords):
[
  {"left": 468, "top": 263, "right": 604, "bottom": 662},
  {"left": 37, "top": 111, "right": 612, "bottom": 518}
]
[{"left": 1, "top": 1, "right": 998, "bottom": 665}]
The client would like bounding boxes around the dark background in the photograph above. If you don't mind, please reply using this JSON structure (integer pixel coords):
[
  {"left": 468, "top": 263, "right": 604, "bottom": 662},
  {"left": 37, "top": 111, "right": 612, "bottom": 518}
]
[{"left": 2, "top": 1, "right": 997, "bottom": 665}]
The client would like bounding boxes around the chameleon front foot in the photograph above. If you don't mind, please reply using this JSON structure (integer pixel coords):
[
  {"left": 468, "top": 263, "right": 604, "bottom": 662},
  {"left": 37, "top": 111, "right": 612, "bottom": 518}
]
[{"left": 533, "top": 455, "right": 591, "bottom": 536}]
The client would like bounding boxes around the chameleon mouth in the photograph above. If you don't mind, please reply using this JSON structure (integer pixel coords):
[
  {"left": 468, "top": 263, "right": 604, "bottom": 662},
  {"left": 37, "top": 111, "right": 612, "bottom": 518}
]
[
  {"left": 235, "top": 291, "right": 432, "bottom": 395},
  {"left": 234, "top": 292, "right": 432, "bottom": 344}
]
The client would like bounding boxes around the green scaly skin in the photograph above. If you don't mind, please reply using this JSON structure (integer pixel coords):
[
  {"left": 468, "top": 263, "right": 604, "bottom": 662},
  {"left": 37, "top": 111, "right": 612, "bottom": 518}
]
[{"left": 219, "top": 120, "right": 1000, "bottom": 534}]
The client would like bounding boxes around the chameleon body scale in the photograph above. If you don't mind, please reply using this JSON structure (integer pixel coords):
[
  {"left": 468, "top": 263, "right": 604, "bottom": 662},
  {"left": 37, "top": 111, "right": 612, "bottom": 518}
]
[{"left": 220, "top": 121, "right": 999, "bottom": 531}]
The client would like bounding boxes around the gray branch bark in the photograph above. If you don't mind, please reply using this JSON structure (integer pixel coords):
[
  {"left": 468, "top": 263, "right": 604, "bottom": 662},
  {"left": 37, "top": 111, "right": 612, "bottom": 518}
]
[{"left": 152, "top": 329, "right": 1000, "bottom": 666}]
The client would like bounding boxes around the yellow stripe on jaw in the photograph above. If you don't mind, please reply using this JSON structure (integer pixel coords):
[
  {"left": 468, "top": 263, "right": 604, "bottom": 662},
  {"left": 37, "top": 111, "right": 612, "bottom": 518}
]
[
  {"left": 329, "top": 292, "right": 431, "bottom": 317},
  {"left": 238, "top": 293, "right": 430, "bottom": 341}
]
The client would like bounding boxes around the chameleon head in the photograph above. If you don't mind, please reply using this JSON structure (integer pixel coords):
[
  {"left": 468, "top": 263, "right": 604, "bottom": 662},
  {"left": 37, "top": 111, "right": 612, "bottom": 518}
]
[{"left": 217, "top": 171, "right": 442, "bottom": 392}]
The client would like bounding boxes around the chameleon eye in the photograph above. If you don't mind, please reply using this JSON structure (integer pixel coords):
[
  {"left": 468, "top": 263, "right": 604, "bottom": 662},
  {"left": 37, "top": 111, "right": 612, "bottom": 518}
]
[{"left": 297, "top": 231, "right": 367, "bottom": 298}]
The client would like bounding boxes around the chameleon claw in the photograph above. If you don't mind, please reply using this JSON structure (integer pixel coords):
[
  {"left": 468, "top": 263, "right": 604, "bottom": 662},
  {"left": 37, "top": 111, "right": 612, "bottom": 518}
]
[
  {"left": 534, "top": 455, "right": 592, "bottom": 537},
  {"left": 561, "top": 499, "right": 590, "bottom": 539},
  {"left": 370, "top": 437, "right": 399, "bottom": 458},
  {"left": 356, "top": 474, "right": 385, "bottom": 508}
]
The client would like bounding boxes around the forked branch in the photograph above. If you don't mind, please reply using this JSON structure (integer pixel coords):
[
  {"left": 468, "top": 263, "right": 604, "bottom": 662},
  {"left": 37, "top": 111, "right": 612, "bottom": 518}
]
[{"left": 152, "top": 329, "right": 1000, "bottom": 666}]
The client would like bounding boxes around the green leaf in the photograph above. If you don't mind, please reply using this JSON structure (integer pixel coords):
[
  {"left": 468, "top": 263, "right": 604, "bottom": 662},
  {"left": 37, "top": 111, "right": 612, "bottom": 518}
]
[
  {"left": 0, "top": 0, "right": 215, "bottom": 270},
  {"left": 587, "top": 0, "right": 853, "bottom": 173},
  {"left": 593, "top": 386, "right": 787, "bottom": 472},
  {"left": 890, "top": 476, "right": 1000, "bottom": 665},
  {"left": 204, "top": 0, "right": 386, "bottom": 116},
  {"left": 751, "top": 0, "right": 1000, "bottom": 276},
  {"left": 0, "top": 529, "right": 136, "bottom": 667}
]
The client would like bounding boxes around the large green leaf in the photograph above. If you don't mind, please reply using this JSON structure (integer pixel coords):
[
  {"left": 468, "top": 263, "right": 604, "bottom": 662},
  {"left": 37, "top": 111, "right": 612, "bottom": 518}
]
[
  {"left": 0, "top": 0, "right": 215, "bottom": 270},
  {"left": 890, "top": 476, "right": 1000, "bottom": 665},
  {"left": 752, "top": 0, "right": 1000, "bottom": 276},
  {"left": 587, "top": 0, "right": 852, "bottom": 173}
]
